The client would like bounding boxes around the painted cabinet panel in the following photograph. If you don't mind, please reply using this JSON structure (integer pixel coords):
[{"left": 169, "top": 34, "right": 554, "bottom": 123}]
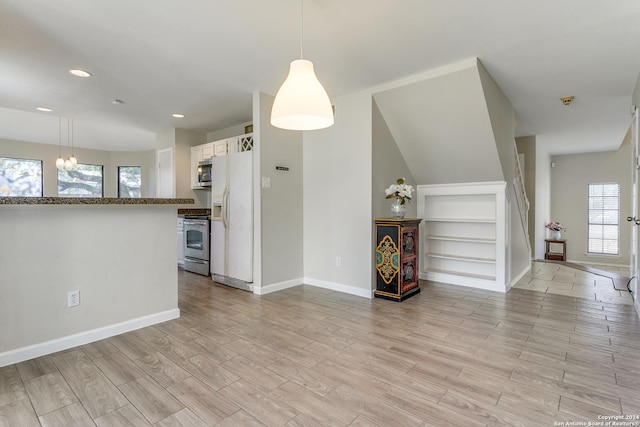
[{"left": 374, "top": 218, "right": 421, "bottom": 302}]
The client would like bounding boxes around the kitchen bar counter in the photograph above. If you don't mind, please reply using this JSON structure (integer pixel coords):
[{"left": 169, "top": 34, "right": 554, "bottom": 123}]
[
  {"left": 0, "top": 197, "right": 194, "bottom": 205},
  {"left": 0, "top": 199, "right": 184, "bottom": 367}
]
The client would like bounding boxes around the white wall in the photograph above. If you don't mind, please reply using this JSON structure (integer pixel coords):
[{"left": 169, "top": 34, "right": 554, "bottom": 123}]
[
  {"left": 207, "top": 122, "right": 253, "bottom": 142},
  {"left": 371, "top": 100, "right": 417, "bottom": 219},
  {"left": 550, "top": 140, "right": 631, "bottom": 266},
  {"left": 304, "top": 91, "right": 373, "bottom": 298},
  {"left": 477, "top": 60, "right": 531, "bottom": 284},
  {"left": 0, "top": 205, "right": 179, "bottom": 366},
  {"left": 253, "top": 92, "right": 304, "bottom": 292},
  {"left": 535, "top": 140, "right": 552, "bottom": 260},
  {"left": 175, "top": 128, "right": 207, "bottom": 208},
  {"left": 0, "top": 138, "right": 155, "bottom": 197},
  {"left": 477, "top": 61, "right": 514, "bottom": 183},
  {"left": 372, "top": 59, "right": 504, "bottom": 186},
  {"left": 632, "top": 72, "right": 640, "bottom": 110}
]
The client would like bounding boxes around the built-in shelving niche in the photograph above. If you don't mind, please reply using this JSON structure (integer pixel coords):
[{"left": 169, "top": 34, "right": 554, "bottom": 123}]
[{"left": 417, "top": 182, "right": 507, "bottom": 292}]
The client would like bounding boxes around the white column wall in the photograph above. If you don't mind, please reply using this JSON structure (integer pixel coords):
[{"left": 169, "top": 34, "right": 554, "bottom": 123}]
[
  {"left": 535, "top": 139, "right": 552, "bottom": 260},
  {"left": 303, "top": 91, "right": 374, "bottom": 298}
]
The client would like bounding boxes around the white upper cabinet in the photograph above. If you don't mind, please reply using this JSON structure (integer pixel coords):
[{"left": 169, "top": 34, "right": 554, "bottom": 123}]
[
  {"left": 213, "top": 140, "right": 227, "bottom": 157},
  {"left": 203, "top": 143, "right": 214, "bottom": 159},
  {"left": 190, "top": 133, "right": 253, "bottom": 190}
]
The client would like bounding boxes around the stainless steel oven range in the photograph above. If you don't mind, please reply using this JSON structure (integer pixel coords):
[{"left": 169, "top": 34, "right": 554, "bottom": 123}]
[{"left": 183, "top": 216, "right": 210, "bottom": 275}]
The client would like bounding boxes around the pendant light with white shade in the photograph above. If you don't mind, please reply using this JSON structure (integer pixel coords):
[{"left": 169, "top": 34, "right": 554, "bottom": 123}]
[{"left": 271, "top": 0, "right": 334, "bottom": 131}]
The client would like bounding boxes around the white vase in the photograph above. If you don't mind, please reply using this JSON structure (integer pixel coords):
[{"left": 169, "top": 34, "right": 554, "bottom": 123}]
[{"left": 552, "top": 230, "right": 561, "bottom": 240}]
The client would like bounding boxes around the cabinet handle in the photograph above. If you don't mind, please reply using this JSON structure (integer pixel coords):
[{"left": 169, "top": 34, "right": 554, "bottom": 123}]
[{"left": 627, "top": 216, "right": 640, "bottom": 225}]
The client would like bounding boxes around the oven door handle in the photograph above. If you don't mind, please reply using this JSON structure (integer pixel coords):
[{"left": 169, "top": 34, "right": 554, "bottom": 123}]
[
  {"left": 222, "top": 185, "right": 229, "bottom": 229},
  {"left": 185, "top": 257, "right": 209, "bottom": 265},
  {"left": 184, "top": 219, "right": 208, "bottom": 226}
]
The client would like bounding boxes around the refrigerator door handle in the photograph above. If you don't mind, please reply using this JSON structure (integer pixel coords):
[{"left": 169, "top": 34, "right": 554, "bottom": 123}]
[{"left": 222, "top": 185, "right": 229, "bottom": 229}]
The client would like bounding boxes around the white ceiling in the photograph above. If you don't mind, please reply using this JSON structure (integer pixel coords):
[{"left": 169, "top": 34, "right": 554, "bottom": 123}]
[{"left": 0, "top": 0, "right": 639, "bottom": 153}]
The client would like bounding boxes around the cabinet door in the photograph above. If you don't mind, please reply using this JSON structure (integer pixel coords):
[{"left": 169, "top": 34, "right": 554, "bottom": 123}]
[
  {"left": 203, "top": 142, "right": 214, "bottom": 159},
  {"left": 375, "top": 224, "right": 400, "bottom": 296},
  {"left": 214, "top": 140, "right": 228, "bottom": 157},
  {"left": 190, "top": 146, "right": 203, "bottom": 189}
]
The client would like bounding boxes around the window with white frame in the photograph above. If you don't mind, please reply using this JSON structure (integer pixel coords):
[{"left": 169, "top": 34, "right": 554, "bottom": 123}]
[{"left": 587, "top": 183, "right": 620, "bottom": 255}]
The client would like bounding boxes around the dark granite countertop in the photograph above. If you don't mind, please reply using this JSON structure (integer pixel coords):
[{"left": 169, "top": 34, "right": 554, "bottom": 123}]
[
  {"left": 178, "top": 208, "right": 211, "bottom": 216},
  {"left": 0, "top": 197, "right": 195, "bottom": 206}
]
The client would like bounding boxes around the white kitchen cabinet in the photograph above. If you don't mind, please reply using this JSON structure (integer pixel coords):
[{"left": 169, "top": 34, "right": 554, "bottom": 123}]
[
  {"left": 190, "top": 135, "right": 253, "bottom": 189},
  {"left": 213, "top": 140, "right": 227, "bottom": 157},
  {"left": 227, "top": 134, "right": 254, "bottom": 154},
  {"left": 203, "top": 142, "right": 214, "bottom": 158},
  {"left": 177, "top": 217, "right": 184, "bottom": 267}
]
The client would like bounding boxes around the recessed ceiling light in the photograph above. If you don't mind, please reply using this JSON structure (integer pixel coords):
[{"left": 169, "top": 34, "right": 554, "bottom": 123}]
[
  {"left": 69, "top": 69, "right": 92, "bottom": 78},
  {"left": 36, "top": 107, "right": 53, "bottom": 112},
  {"left": 172, "top": 113, "right": 185, "bottom": 118},
  {"left": 112, "top": 99, "right": 125, "bottom": 105}
]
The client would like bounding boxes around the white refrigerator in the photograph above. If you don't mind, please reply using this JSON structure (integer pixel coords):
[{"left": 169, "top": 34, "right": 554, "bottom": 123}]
[{"left": 210, "top": 150, "right": 253, "bottom": 291}]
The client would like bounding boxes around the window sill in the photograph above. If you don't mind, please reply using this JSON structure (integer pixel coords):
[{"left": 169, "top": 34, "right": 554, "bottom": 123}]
[{"left": 584, "top": 252, "right": 621, "bottom": 259}]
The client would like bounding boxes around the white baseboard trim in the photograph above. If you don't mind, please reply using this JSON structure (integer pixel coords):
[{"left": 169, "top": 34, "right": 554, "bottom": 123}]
[
  {"left": 0, "top": 308, "right": 180, "bottom": 368},
  {"left": 509, "top": 264, "right": 532, "bottom": 290},
  {"left": 253, "top": 277, "right": 373, "bottom": 299},
  {"left": 304, "top": 277, "right": 374, "bottom": 299},
  {"left": 567, "top": 259, "right": 629, "bottom": 270},
  {"left": 254, "top": 278, "right": 303, "bottom": 295},
  {"left": 419, "top": 272, "right": 506, "bottom": 293}
]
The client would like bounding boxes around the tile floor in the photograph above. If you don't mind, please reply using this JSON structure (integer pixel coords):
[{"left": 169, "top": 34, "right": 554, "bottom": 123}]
[{"left": 514, "top": 261, "right": 634, "bottom": 306}]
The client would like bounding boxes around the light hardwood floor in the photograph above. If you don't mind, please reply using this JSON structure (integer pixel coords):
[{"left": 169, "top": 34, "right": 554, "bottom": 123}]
[{"left": 1, "top": 261, "right": 639, "bottom": 426}]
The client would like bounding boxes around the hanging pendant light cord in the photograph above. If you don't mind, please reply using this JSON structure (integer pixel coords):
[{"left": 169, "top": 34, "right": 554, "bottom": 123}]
[
  {"left": 300, "top": 0, "right": 304, "bottom": 59},
  {"left": 67, "top": 118, "right": 71, "bottom": 155},
  {"left": 58, "top": 117, "right": 62, "bottom": 157}
]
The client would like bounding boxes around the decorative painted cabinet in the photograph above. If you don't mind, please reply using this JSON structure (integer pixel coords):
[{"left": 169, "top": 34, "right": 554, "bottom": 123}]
[{"left": 374, "top": 218, "right": 422, "bottom": 301}]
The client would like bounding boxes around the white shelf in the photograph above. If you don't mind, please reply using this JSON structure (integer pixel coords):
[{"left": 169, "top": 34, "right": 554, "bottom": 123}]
[
  {"left": 424, "top": 268, "right": 495, "bottom": 281},
  {"left": 426, "top": 253, "right": 495, "bottom": 264},
  {"left": 426, "top": 235, "right": 495, "bottom": 244},
  {"left": 424, "top": 217, "right": 495, "bottom": 223}
]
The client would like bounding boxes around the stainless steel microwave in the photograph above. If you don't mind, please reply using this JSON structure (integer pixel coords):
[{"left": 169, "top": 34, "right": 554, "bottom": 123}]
[{"left": 197, "top": 158, "right": 212, "bottom": 187}]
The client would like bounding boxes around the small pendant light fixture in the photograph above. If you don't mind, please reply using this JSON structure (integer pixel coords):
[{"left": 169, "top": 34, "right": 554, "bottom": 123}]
[
  {"left": 63, "top": 118, "right": 73, "bottom": 170},
  {"left": 55, "top": 117, "right": 65, "bottom": 169},
  {"left": 271, "top": 0, "right": 334, "bottom": 131},
  {"left": 56, "top": 117, "right": 78, "bottom": 170},
  {"left": 68, "top": 118, "right": 77, "bottom": 167}
]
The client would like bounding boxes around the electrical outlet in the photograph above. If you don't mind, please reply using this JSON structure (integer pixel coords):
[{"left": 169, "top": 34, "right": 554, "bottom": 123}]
[
  {"left": 336, "top": 256, "right": 342, "bottom": 267},
  {"left": 67, "top": 290, "right": 80, "bottom": 307}
]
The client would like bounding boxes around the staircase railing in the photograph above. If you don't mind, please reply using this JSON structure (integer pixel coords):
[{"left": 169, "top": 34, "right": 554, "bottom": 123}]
[{"left": 513, "top": 146, "right": 530, "bottom": 242}]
